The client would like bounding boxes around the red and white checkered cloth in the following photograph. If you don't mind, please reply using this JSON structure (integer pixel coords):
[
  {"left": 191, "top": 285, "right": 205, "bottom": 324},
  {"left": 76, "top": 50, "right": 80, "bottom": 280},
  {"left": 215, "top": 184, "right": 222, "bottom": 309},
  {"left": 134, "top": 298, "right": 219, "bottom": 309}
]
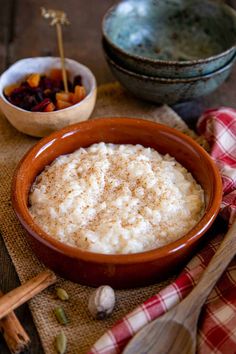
[
  {"left": 198, "top": 108, "right": 236, "bottom": 226},
  {"left": 88, "top": 107, "right": 236, "bottom": 354}
]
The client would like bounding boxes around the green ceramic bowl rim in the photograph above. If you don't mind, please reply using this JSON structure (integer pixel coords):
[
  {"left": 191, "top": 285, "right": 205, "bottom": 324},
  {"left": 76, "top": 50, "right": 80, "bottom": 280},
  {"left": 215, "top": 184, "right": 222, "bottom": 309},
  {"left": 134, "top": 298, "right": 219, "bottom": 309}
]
[
  {"left": 105, "top": 49, "right": 236, "bottom": 83},
  {"left": 102, "top": 0, "right": 236, "bottom": 66}
]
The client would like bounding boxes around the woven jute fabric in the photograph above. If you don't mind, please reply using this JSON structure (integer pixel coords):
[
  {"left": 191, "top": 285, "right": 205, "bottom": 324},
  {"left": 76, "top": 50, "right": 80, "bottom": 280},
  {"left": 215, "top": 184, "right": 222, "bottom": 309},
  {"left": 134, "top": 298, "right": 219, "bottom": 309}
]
[{"left": 0, "top": 83, "right": 204, "bottom": 354}]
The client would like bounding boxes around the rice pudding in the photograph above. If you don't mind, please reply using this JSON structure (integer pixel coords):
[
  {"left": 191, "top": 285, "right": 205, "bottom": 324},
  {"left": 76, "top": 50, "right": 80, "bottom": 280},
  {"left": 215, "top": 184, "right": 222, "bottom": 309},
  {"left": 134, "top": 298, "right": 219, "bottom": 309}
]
[{"left": 29, "top": 142, "right": 204, "bottom": 254}]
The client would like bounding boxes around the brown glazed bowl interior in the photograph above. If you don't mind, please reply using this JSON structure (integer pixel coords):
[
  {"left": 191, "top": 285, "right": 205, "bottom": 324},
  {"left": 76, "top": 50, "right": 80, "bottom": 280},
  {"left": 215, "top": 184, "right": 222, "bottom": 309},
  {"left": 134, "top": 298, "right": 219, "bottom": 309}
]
[{"left": 12, "top": 118, "right": 222, "bottom": 288}]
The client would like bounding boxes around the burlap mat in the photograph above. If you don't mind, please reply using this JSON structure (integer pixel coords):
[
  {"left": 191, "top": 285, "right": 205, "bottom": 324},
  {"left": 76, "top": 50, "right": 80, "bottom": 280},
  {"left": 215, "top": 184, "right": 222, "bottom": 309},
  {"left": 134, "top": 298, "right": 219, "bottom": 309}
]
[{"left": 0, "top": 82, "right": 205, "bottom": 354}]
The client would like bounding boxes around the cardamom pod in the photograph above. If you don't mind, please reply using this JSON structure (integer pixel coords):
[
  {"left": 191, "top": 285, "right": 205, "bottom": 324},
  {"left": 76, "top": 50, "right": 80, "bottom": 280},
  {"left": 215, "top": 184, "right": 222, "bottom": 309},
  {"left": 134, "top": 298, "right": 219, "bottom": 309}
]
[
  {"left": 54, "top": 306, "right": 68, "bottom": 325},
  {"left": 56, "top": 287, "right": 69, "bottom": 301},
  {"left": 55, "top": 331, "right": 67, "bottom": 354}
]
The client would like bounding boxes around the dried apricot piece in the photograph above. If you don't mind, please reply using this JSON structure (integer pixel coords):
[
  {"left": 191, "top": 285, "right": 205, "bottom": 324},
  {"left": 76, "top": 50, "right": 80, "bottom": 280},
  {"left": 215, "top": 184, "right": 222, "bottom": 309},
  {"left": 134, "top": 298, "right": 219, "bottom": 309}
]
[
  {"left": 4, "top": 84, "right": 19, "bottom": 96},
  {"left": 72, "top": 85, "right": 86, "bottom": 104},
  {"left": 49, "top": 68, "right": 69, "bottom": 82},
  {"left": 27, "top": 73, "right": 41, "bottom": 88},
  {"left": 44, "top": 102, "right": 56, "bottom": 112},
  {"left": 56, "top": 99, "right": 73, "bottom": 110},
  {"left": 56, "top": 92, "right": 73, "bottom": 103},
  {"left": 49, "top": 68, "right": 62, "bottom": 81}
]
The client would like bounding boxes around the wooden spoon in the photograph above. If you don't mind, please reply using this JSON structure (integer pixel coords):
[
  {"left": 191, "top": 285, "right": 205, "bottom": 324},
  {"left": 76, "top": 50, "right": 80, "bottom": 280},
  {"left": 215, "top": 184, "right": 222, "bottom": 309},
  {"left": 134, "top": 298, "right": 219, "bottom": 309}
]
[{"left": 123, "top": 220, "right": 236, "bottom": 354}]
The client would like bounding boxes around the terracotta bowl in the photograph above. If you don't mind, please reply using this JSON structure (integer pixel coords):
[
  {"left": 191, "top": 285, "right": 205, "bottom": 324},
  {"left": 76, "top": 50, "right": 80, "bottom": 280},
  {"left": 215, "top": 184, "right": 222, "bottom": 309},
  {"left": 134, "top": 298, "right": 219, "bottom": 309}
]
[
  {"left": 0, "top": 57, "right": 97, "bottom": 137},
  {"left": 12, "top": 118, "right": 222, "bottom": 288}
]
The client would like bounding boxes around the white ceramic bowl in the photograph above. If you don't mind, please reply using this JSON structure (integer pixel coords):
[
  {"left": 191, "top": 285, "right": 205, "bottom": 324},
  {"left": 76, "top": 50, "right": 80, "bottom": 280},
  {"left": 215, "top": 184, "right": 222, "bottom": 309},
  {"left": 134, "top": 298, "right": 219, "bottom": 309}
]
[{"left": 0, "top": 57, "right": 97, "bottom": 137}]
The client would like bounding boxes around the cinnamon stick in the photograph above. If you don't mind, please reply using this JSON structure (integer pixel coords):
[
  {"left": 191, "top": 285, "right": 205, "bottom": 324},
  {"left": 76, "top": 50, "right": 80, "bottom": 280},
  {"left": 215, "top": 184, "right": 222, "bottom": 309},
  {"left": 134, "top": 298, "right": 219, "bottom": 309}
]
[
  {"left": 0, "top": 270, "right": 57, "bottom": 320},
  {"left": 0, "top": 290, "right": 30, "bottom": 354}
]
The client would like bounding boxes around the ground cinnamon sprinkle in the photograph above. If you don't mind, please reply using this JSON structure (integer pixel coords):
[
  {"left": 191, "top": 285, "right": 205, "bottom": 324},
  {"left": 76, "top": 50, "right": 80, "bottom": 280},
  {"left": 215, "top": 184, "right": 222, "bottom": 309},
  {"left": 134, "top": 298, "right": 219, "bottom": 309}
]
[{"left": 29, "top": 143, "right": 204, "bottom": 254}]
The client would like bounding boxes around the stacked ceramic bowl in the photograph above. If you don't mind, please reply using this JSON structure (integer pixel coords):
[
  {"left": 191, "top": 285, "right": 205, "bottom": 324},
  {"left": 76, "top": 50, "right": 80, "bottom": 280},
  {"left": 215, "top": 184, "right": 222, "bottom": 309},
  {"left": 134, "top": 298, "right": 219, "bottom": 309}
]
[{"left": 102, "top": 0, "right": 236, "bottom": 104}]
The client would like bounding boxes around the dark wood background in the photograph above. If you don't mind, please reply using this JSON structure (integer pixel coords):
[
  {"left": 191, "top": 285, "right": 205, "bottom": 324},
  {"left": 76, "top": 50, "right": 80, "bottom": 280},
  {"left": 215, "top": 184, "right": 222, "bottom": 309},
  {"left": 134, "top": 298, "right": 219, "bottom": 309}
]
[{"left": 0, "top": 0, "right": 236, "bottom": 353}]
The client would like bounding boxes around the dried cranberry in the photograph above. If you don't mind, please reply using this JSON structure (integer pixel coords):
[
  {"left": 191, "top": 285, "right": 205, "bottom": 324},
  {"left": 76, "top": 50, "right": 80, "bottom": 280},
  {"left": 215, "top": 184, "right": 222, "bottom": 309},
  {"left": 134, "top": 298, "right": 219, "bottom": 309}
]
[
  {"left": 24, "top": 95, "right": 38, "bottom": 109},
  {"left": 34, "top": 89, "right": 44, "bottom": 103},
  {"left": 31, "top": 98, "right": 51, "bottom": 112},
  {"left": 68, "top": 80, "right": 73, "bottom": 92},
  {"left": 40, "top": 76, "right": 53, "bottom": 90},
  {"left": 73, "top": 75, "right": 82, "bottom": 88},
  {"left": 8, "top": 96, "right": 21, "bottom": 107},
  {"left": 20, "top": 81, "right": 30, "bottom": 89},
  {"left": 58, "top": 79, "right": 73, "bottom": 92},
  {"left": 10, "top": 87, "right": 26, "bottom": 96},
  {"left": 50, "top": 87, "right": 61, "bottom": 102}
]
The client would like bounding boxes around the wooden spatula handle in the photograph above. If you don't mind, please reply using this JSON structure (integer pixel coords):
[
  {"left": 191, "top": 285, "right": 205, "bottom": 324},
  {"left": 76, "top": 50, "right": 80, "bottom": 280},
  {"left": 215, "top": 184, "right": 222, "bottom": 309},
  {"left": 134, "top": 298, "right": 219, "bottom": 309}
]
[{"left": 184, "top": 219, "right": 236, "bottom": 315}]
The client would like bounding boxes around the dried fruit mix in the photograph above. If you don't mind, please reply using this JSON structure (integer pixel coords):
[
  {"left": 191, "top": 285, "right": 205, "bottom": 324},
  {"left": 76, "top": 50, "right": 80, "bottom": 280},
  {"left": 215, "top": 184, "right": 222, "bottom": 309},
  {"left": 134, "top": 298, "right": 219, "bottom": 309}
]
[{"left": 4, "top": 69, "right": 86, "bottom": 112}]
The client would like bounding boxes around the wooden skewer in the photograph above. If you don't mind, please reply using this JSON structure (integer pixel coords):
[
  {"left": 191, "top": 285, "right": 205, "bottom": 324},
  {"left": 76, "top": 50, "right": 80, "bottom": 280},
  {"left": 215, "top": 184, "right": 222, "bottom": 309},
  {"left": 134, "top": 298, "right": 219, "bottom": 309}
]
[
  {"left": 56, "top": 22, "right": 68, "bottom": 93},
  {"left": 0, "top": 290, "right": 30, "bottom": 354},
  {"left": 41, "top": 7, "right": 70, "bottom": 93},
  {"left": 0, "top": 270, "right": 57, "bottom": 320}
]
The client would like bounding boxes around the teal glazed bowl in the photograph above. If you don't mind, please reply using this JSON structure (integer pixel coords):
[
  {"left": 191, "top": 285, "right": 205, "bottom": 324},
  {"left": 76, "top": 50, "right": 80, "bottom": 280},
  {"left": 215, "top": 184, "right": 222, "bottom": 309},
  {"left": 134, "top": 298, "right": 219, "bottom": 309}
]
[
  {"left": 105, "top": 49, "right": 235, "bottom": 104},
  {"left": 102, "top": 0, "right": 236, "bottom": 78}
]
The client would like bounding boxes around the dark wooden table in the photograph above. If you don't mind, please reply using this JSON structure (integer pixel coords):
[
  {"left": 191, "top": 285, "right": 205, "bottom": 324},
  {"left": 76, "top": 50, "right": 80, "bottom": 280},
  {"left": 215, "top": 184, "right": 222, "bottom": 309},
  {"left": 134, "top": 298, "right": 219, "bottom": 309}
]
[{"left": 0, "top": 1, "right": 236, "bottom": 353}]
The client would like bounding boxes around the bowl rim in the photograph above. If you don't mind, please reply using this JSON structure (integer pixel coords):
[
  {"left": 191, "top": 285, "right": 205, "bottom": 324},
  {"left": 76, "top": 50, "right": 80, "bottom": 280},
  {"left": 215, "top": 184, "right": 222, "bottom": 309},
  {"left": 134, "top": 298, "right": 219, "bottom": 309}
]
[
  {"left": 102, "top": 0, "right": 236, "bottom": 67},
  {"left": 12, "top": 117, "right": 222, "bottom": 264},
  {"left": 0, "top": 56, "right": 97, "bottom": 115},
  {"left": 105, "top": 49, "right": 236, "bottom": 83}
]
